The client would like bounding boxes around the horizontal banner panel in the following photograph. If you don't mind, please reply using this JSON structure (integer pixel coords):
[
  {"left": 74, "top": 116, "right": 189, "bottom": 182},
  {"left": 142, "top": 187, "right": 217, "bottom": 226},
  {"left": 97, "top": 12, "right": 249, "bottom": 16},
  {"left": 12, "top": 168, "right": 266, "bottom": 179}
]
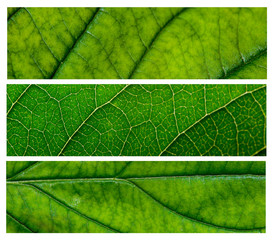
[
  {"left": 8, "top": 7, "right": 266, "bottom": 79},
  {"left": 7, "top": 84, "right": 266, "bottom": 156},
  {"left": 6, "top": 161, "right": 266, "bottom": 233}
]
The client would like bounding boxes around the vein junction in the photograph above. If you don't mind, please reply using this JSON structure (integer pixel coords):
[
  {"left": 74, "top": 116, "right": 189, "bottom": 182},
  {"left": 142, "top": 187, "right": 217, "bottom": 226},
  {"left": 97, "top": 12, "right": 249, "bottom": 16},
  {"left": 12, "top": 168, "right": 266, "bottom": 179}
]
[
  {"left": 7, "top": 84, "right": 266, "bottom": 156},
  {"left": 8, "top": 7, "right": 267, "bottom": 79}
]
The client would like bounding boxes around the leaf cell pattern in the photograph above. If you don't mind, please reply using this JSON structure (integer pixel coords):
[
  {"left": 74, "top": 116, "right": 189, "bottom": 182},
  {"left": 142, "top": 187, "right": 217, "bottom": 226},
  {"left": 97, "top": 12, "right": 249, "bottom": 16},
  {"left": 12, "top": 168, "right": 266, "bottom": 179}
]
[
  {"left": 7, "top": 84, "right": 266, "bottom": 156},
  {"left": 8, "top": 7, "right": 267, "bottom": 79},
  {"left": 6, "top": 161, "right": 266, "bottom": 233}
]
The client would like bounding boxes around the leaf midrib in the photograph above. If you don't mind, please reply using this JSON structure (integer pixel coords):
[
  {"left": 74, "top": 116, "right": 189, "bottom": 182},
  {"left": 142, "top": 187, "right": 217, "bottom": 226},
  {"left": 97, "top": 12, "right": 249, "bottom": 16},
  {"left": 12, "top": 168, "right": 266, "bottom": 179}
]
[
  {"left": 7, "top": 174, "right": 265, "bottom": 183},
  {"left": 7, "top": 178, "right": 265, "bottom": 233}
]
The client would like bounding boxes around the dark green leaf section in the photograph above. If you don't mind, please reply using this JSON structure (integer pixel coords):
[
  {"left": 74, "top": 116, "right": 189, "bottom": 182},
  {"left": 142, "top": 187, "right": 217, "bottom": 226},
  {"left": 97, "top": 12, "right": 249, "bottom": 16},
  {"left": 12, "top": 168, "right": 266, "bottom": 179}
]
[
  {"left": 7, "top": 161, "right": 266, "bottom": 233},
  {"left": 255, "top": 148, "right": 266, "bottom": 156},
  {"left": 8, "top": 8, "right": 20, "bottom": 20},
  {"left": 7, "top": 84, "right": 266, "bottom": 156},
  {"left": 8, "top": 7, "right": 267, "bottom": 79}
]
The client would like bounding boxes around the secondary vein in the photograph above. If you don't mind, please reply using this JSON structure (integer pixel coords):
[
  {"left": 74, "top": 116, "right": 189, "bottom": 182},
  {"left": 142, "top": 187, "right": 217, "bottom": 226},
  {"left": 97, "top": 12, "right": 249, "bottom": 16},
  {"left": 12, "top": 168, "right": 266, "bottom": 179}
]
[
  {"left": 50, "top": 8, "right": 100, "bottom": 79},
  {"left": 8, "top": 8, "right": 21, "bottom": 21},
  {"left": 128, "top": 8, "right": 189, "bottom": 79},
  {"left": 57, "top": 85, "right": 130, "bottom": 156},
  {"left": 7, "top": 211, "right": 35, "bottom": 233},
  {"left": 24, "top": 183, "right": 121, "bottom": 233},
  {"left": 160, "top": 85, "right": 266, "bottom": 156},
  {"left": 221, "top": 48, "right": 267, "bottom": 79},
  {"left": 8, "top": 178, "right": 265, "bottom": 233}
]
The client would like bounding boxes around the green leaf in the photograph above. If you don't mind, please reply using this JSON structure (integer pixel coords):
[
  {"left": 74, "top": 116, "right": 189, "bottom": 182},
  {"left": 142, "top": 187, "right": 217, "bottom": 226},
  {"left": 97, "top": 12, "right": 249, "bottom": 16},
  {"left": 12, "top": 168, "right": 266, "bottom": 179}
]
[
  {"left": 7, "top": 84, "right": 266, "bottom": 156},
  {"left": 8, "top": 7, "right": 267, "bottom": 79},
  {"left": 6, "top": 161, "right": 266, "bottom": 233},
  {"left": 8, "top": 8, "right": 20, "bottom": 20}
]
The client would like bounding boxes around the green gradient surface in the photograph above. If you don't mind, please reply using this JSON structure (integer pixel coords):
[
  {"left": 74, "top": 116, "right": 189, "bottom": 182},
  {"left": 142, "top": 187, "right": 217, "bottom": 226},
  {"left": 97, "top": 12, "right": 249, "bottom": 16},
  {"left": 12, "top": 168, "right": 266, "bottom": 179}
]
[
  {"left": 7, "top": 161, "right": 266, "bottom": 233},
  {"left": 7, "top": 84, "right": 266, "bottom": 156},
  {"left": 8, "top": 7, "right": 267, "bottom": 79}
]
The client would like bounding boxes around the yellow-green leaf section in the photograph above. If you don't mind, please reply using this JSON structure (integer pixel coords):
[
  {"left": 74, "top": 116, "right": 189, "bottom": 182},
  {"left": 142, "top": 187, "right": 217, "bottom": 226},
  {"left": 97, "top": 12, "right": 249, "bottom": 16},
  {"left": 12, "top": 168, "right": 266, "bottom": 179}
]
[
  {"left": 6, "top": 161, "right": 265, "bottom": 233},
  {"left": 8, "top": 7, "right": 267, "bottom": 79}
]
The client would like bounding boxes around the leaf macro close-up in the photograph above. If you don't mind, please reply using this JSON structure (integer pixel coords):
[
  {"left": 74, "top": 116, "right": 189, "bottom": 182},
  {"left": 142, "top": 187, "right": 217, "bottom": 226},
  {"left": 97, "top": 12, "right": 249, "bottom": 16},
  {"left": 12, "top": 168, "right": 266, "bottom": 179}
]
[
  {"left": 6, "top": 161, "right": 266, "bottom": 233},
  {"left": 8, "top": 7, "right": 267, "bottom": 79},
  {"left": 7, "top": 84, "right": 266, "bottom": 156},
  {"left": 4, "top": 2, "right": 269, "bottom": 237}
]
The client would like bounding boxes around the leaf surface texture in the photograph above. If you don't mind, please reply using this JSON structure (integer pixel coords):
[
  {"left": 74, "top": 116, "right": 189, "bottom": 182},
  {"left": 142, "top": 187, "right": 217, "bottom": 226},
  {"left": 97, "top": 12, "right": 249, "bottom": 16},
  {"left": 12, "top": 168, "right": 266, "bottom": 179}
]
[
  {"left": 7, "top": 84, "right": 266, "bottom": 156},
  {"left": 8, "top": 7, "right": 267, "bottom": 79},
  {"left": 6, "top": 161, "right": 265, "bottom": 233}
]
